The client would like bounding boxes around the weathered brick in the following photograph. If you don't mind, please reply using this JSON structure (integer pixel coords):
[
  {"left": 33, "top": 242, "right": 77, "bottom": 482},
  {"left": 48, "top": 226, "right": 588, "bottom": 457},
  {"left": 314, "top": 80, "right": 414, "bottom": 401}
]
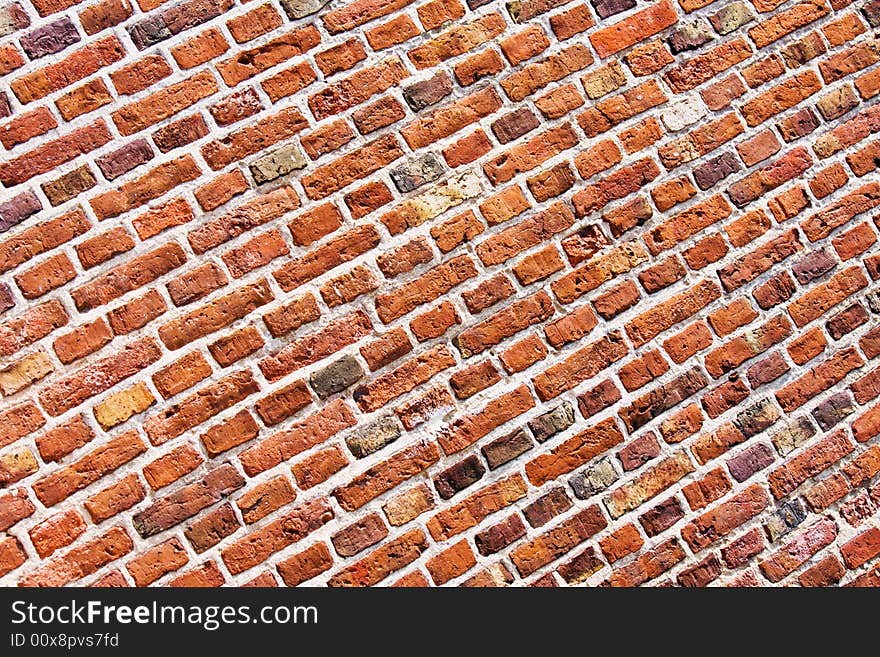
[
  {"left": 526, "top": 417, "right": 624, "bottom": 486},
  {"left": 20, "top": 528, "right": 133, "bottom": 587},
  {"left": 33, "top": 431, "right": 146, "bottom": 507},
  {"left": 221, "top": 498, "right": 333, "bottom": 574},
  {"left": 39, "top": 337, "right": 162, "bottom": 416},
  {"left": 4, "top": 0, "right": 880, "bottom": 590},
  {"left": 589, "top": 0, "right": 678, "bottom": 58},
  {"left": 334, "top": 440, "right": 440, "bottom": 511},
  {"left": 510, "top": 506, "right": 606, "bottom": 576},
  {"left": 144, "top": 370, "right": 259, "bottom": 445},
  {"left": 134, "top": 464, "right": 245, "bottom": 538}
]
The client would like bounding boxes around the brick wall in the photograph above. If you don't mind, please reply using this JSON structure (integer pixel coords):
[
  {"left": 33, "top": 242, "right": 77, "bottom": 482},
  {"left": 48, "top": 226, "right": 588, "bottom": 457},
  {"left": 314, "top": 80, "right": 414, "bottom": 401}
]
[{"left": 1, "top": 0, "right": 879, "bottom": 588}]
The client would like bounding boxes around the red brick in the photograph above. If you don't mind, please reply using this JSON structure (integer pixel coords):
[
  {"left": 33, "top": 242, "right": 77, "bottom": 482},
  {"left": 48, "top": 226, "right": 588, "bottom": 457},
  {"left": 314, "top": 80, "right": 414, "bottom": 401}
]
[
  {"left": 221, "top": 498, "right": 333, "bottom": 574},
  {"left": 484, "top": 124, "right": 579, "bottom": 185},
  {"left": 604, "top": 538, "right": 685, "bottom": 587},
  {"left": 526, "top": 417, "right": 624, "bottom": 486},
  {"left": 439, "top": 385, "right": 535, "bottom": 455},
  {"left": 0, "top": 536, "right": 27, "bottom": 578},
  {"left": 372, "top": 5, "right": 420, "bottom": 43},
  {"left": 29, "top": 509, "right": 87, "bottom": 558},
  {"left": 408, "top": 13, "right": 505, "bottom": 69},
  {"left": 749, "top": 1, "right": 830, "bottom": 49},
  {"left": 39, "top": 337, "right": 162, "bottom": 416},
  {"left": 143, "top": 444, "right": 203, "bottom": 490},
  {"left": 238, "top": 400, "right": 355, "bottom": 475},
  {"left": 768, "top": 429, "right": 854, "bottom": 499},
  {"left": 759, "top": 518, "right": 838, "bottom": 582},
  {"left": 20, "top": 527, "right": 133, "bottom": 587},
  {"left": 277, "top": 543, "right": 334, "bottom": 586},
  {"left": 291, "top": 445, "right": 349, "bottom": 490},
  {"left": 426, "top": 475, "right": 528, "bottom": 541},
  {"left": 170, "top": 28, "right": 229, "bottom": 69},
  {"left": 799, "top": 555, "right": 845, "bottom": 587},
  {"left": 160, "top": 280, "right": 273, "bottom": 350},
  {"left": 333, "top": 441, "right": 440, "bottom": 511},
  {"left": 451, "top": 48, "right": 503, "bottom": 88},
  {"left": 236, "top": 476, "right": 296, "bottom": 525},
  {"left": 133, "top": 464, "right": 245, "bottom": 539},
  {"left": 589, "top": 0, "right": 678, "bottom": 58},
  {"left": 510, "top": 506, "right": 607, "bottom": 576},
  {"left": 227, "top": 4, "right": 282, "bottom": 43},
  {"left": 167, "top": 561, "right": 225, "bottom": 587},
  {"left": 12, "top": 36, "right": 124, "bottom": 103},
  {"left": 32, "top": 417, "right": 91, "bottom": 465},
  {"left": 626, "top": 280, "right": 722, "bottom": 348},
  {"left": 215, "top": 25, "right": 319, "bottom": 86},
  {"left": 201, "top": 108, "right": 309, "bottom": 172},
  {"left": 681, "top": 484, "right": 769, "bottom": 552},
  {"left": 323, "top": 0, "right": 415, "bottom": 33},
  {"left": 143, "top": 370, "right": 259, "bottom": 445},
  {"left": 77, "top": 0, "right": 130, "bottom": 33},
  {"left": 90, "top": 155, "right": 201, "bottom": 220},
  {"left": 841, "top": 527, "right": 880, "bottom": 569},
  {"left": 402, "top": 85, "right": 502, "bottom": 149},
  {"left": 665, "top": 38, "right": 752, "bottom": 93},
  {"left": 197, "top": 410, "right": 258, "bottom": 459},
  {"left": 0, "top": 300, "right": 69, "bottom": 359},
  {"left": 327, "top": 528, "right": 428, "bottom": 587},
  {"left": 0, "top": 488, "right": 35, "bottom": 533},
  {"left": 126, "top": 537, "right": 188, "bottom": 586}
]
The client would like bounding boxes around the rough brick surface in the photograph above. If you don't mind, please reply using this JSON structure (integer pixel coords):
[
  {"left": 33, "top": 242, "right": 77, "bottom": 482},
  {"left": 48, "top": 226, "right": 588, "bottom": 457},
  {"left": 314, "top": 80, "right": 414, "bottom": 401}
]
[{"left": 1, "top": 0, "right": 879, "bottom": 589}]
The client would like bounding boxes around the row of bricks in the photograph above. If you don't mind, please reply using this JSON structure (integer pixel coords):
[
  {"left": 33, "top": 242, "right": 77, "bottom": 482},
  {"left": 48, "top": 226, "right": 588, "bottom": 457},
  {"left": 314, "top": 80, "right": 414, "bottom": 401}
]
[{"left": 2, "top": 408, "right": 878, "bottom": 585}]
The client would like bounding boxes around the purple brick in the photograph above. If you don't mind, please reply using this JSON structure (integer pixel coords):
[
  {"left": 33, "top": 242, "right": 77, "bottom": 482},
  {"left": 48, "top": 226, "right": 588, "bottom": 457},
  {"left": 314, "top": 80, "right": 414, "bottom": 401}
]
[
  {"left": 403, "top": 72, "right": 453, "bottom": 111},
  {"left": 523, "top": 487, "right": 572, "bottom": 527},
  {"left": 577, "top": 380, "right": 620, "bottom": 420},
  {"left": 492, "top": 107, "right": 540, "bottom": 144},
  {"left": 433, "top": 455, "right": 485, "bottom": 499},
  {"left": 591, "top": 0, "right": 636, "bottom": 19},
  {"left": 474, "top": 514, "right": 526, "bottom": 555},
  {"left": 639, "top": 496, "right": 684, "bottom": 536},
  {"left": 96, "top": 139, "right": 155, "bottom": 181},
  {"left": 0, "top": 191, "right": 41, "bottom": 233},
  {"left": 792, "top": 248, "right": 835, "bottom": 285},
  {"left": 163, "top": 0, "right": 230, "bottom": 35},
  {"left": 826, "top": 303, "right": 869, "bottom": 340},
  {"left": 811, "top": 392, "right": 855, "bottom": 431},
  {"left": 127, "top": 15, "right": 170, "bottom": 50},
  {"left": 726, "top": 443, "right": 775, "bottom": 482},
  {"left": 0, "top": 283, "right": 15, "bottom": 314},
  {"left": 20, "top": 17, "right": 80, "bottom": 59},
  {"left": 152, "top": 114, "right": 208, "bottom": 153},
  {"left": 777, "top": 108, "right": 819, "bottom": 142},
  {"left": 747, "top": 352, "right": 789, "bottom": 387},
  {"left": 693, "top": 151, "right": 741, "bottom": 190}
]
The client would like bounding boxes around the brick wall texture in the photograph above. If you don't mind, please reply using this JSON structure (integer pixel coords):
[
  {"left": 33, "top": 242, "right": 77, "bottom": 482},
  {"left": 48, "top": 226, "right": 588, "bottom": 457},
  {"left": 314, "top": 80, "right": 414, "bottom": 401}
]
[{"left": 1, "top": 0, "right": 879, "bottom": 589}]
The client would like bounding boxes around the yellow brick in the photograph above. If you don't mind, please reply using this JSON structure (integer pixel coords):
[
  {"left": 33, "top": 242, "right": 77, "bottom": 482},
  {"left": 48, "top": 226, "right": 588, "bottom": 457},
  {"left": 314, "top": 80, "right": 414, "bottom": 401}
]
[{"left": 93, "top": 382, "right": 156, "bottom": 430}]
